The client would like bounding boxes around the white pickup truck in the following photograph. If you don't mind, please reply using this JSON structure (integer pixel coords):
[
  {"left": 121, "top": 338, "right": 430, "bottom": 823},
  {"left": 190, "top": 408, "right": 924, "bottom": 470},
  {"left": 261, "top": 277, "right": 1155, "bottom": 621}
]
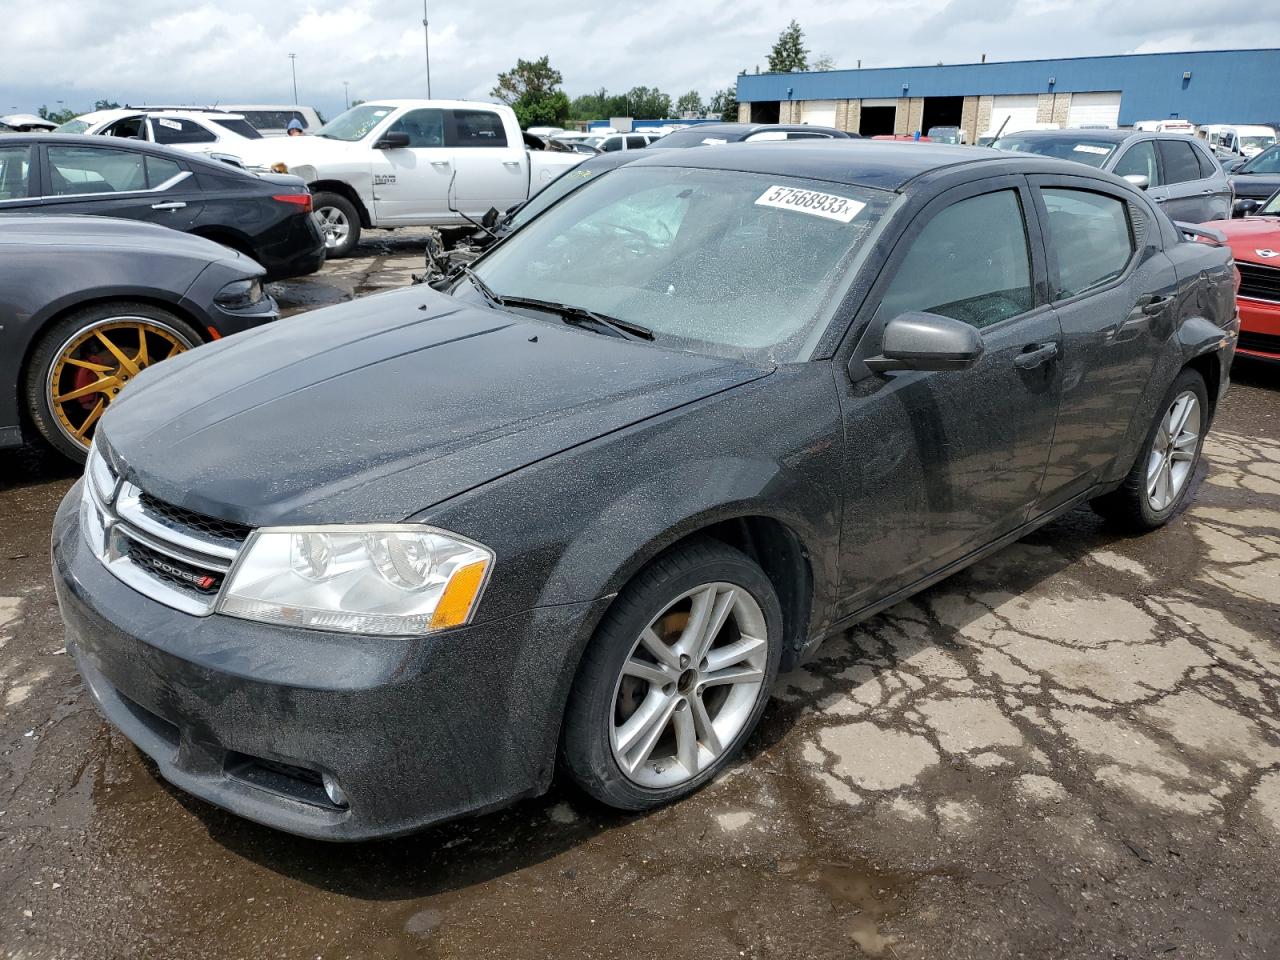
[{"left": 233, "top": 100, "right": 584, "bottom": 257}]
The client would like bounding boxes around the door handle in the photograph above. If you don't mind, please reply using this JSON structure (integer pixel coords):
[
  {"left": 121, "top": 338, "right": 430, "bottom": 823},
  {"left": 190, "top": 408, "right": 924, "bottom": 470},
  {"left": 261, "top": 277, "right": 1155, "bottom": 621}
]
[
  {"left": 502, "top": 160, "right": 521, "bottom": 167},
  {"left": 1141, "top": 294, "right": 1170, "bottom": 315},
  {"left": 1153, "top": 196, "right": 1168, "bottom": 203},
  {"left": 1013, "top": 341, "right": 1059, "bottom": 370},
  {"left": 150, "top": 201, "right": 186, "bottom": 211},
  {"left": 430, "top": 160, "right": 451, "bottom": 168}
]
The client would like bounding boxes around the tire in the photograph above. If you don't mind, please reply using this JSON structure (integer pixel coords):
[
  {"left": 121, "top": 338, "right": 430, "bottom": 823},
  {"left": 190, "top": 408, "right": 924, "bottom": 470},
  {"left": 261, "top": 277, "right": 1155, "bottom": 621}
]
[
  {"left": 24, "top": 302, "right": 202, "bottom": 463},
  {"left": 1090, "top": 368, "right": 1209, "bottom": 531},
  {"left": 312, "top": 191, "right": 361, "bottom": 259},
  {"left": 561, "top": 538, "right": 783, "bottom": 811}
]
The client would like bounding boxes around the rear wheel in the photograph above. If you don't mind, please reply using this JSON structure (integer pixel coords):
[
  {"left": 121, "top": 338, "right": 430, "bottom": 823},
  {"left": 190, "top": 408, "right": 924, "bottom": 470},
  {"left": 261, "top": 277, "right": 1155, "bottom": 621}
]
[
  {"left": 1091, "top": 368, "right": 1208, "bottom": 531},
  {"left": 24, "top": 302, "right": 201, "bottom": 463},
  {"left": 312, "top": 191, "right": 361, "bottom": 258},
  {"left": 561, "top": 539, "right": 782, "bottom": 810}
]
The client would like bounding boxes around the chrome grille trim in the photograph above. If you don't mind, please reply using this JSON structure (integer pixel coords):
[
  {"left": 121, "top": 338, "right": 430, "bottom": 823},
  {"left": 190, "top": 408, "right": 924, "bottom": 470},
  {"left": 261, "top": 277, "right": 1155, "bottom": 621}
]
[{"left": 115, "top": 483, "right": 240, "bottom": 562}]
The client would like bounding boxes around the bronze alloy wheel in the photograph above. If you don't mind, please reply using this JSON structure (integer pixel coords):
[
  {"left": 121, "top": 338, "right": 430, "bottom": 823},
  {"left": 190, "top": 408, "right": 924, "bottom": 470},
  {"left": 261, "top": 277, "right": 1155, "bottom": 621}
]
[{"left": 46, "top": 317, "right": 194, "bottom": 451}]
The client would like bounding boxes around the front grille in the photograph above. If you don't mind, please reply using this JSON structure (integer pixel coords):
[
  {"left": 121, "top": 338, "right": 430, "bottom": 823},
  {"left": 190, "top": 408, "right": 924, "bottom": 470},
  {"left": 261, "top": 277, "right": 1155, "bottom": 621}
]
[
  {"left": 1238, "top": 330, "right": 1280, "bottom": 355},
  {"left": 1237, "top": 261, "right": 1280, "bottom": 304},
  {"left": 81, "top": 449, "right": 249, "bottom": 616}
]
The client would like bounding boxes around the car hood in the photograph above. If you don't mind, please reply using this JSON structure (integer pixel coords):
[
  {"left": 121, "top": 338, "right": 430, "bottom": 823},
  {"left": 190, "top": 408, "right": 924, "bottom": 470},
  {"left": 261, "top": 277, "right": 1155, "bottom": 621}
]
[
  {"left": 1202, "top": 216, "right": 1280, "bottom": 264},
  {"left": 99, "top": 287, "right": 771, "bottom": 526},
  {"left": 1231, "top": 173, "right": 1280, "bottom": 199}
]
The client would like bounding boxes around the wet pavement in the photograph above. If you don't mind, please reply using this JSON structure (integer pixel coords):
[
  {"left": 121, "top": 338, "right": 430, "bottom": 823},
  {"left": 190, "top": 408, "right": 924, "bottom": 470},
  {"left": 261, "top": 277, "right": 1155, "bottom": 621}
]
[{"left": 1, "top": 247, "right": 1278, "bottom": 958}]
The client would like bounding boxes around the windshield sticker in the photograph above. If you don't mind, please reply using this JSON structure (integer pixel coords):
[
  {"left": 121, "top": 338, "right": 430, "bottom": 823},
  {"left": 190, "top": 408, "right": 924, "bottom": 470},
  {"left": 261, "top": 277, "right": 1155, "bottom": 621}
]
[
  {"left": 156, "top": 118, "right": 182, "bottom": 130},
  {"left": 701, "top": 137, "right": 728, "bottom": 145},
  {"left": 1073, "top": 144, "right": 1110, "bottom": 155},
  {"left": 755, "top": 185, "right": 866, "bottom": 223}
]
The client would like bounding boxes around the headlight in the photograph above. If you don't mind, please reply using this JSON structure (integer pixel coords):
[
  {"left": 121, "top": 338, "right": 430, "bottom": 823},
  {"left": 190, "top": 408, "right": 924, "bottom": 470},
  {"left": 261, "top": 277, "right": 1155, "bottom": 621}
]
[
  {"left": 218, "top": 525, "right": 493, "bottom": 635},
  {"left": 214, "top": 278, "right": 264, "bottom": 309}
]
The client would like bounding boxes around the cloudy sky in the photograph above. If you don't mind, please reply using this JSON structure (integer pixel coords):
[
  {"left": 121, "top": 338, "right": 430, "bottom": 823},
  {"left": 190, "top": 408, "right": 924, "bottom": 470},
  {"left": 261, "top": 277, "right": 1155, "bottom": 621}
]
[{"left": 4, "top": 0, "right": 1271, "bottom": 119}]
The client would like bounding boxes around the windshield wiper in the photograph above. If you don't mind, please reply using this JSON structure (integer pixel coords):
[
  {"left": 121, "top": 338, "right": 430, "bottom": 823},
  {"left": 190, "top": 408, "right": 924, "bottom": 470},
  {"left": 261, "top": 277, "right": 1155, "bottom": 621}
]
[
  {"left": 459, "top": 265, "right": 505, "bottom": 308},
  {"left": 498, "top": 295, "right": 655, "bottom": 341}
]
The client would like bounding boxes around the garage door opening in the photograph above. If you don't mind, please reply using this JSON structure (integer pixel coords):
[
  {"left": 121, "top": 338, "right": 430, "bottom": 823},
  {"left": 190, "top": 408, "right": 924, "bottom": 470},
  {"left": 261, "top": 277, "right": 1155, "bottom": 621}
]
[
  {"left": 859, "top": 105, "right": 897, "bottom": 137},
  {"left": 921, "top": 96, "right": 964, "bottom": 137},
  {"left": 749, "top": 101, "right": 780, "bottom": 124}
]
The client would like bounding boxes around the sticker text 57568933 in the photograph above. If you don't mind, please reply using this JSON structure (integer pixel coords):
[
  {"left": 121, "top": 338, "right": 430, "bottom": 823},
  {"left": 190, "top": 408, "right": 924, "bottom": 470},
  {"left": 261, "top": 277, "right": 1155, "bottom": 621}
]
[{"left": 755, "top": 185, "right": 866, "bottom": 224}]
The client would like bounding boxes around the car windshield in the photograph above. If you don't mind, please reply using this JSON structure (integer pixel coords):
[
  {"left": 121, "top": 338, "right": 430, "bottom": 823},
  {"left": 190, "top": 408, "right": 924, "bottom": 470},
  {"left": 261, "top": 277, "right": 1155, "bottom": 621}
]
[
  {"left": 1258, "top": 191, "right": 1280, "bottom": 216},
  {"left": 1241, "top": 135, "right": 1276, "bottom": 154},
  {"left": 506, "top": 165, "right": 609, "bottom": 230},
  {"left": 469, "top": 166, "right": 898, "bottom": 362},
  {"left": 54, "top": 119, "right": 90, "bottom": 135},
  {"left": 993, "top": 134, "right": 1118, "bottom": 168},
  {"left": 1242, "top": 145, "right": 1280, "bottom": 174},
  {"left": 314, "top": 104, "right": 394, "bottom": 142}
]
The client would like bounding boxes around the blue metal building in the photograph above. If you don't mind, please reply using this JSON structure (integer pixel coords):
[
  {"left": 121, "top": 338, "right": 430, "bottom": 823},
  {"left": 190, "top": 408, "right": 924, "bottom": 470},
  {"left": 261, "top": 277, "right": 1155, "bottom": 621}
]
[{"left": 735, "top": 49, "right": 1280, "bottom": 140}]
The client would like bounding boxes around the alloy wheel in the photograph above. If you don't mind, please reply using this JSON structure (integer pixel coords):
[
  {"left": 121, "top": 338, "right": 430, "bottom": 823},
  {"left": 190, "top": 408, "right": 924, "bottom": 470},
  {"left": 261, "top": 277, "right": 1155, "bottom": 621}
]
[
  {"left": 610, "top": 582, "right": 769, "bottom": 789},
  {"left": 314, "top": 206, "right": 350, "bottom": 250},
  {"left": 46, "top": 318, "right": 192, "bottom": 450},
  {"left": 1146, "top": 390, "right": 1200, "bottom": 511}
]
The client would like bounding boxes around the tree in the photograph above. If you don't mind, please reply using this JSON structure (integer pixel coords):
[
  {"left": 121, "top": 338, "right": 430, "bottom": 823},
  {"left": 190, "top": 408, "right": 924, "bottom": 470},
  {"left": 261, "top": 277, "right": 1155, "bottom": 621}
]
[
  {"left": 674, "top": 90, "right": 704, "bottom": 117},
  {"left": 93, "top": 99, "right": 121, "bottom": 111},
  {"left": 708, "top": 86, "right": 738, "bottom": 122},
  {"left": 37, "top": 104, "right": 79, "bottom": 124},
  {"left": 811, "top": 53, "right": 836, "bottom": 71},
  {"left": 569, "top": 87, "right": 628, "bottom": 122},
  {"left": 624, "top": 86, "right": 671, "bottom": 119},
  {"left": 767, "top": 19, "right": 808, "bottom": 73},
  {"left": 491, "top": 55, "right": 570, "bottom": 128}
]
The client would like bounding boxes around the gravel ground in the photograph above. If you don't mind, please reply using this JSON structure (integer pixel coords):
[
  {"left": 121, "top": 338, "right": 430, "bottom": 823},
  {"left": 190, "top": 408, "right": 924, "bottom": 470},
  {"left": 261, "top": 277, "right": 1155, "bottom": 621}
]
[{"left": 1, "top": 241, "right": 1277, "bottom": 959}]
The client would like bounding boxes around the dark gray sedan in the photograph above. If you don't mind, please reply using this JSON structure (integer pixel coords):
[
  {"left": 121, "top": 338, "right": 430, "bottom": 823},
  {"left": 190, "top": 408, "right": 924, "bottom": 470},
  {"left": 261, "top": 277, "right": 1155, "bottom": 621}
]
[
  {"left": 994, "top": 128, "right": 1232, "bottom": 223},
  {"left": 53, "top": 142, "right": 1237, "bottom": 839}
]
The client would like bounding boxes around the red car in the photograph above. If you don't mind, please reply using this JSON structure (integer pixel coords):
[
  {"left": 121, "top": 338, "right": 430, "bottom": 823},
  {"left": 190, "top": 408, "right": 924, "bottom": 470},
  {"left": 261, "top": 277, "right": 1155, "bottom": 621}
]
[{"left": 1206, "top": 189, "right": 1280, "bottom": 361}]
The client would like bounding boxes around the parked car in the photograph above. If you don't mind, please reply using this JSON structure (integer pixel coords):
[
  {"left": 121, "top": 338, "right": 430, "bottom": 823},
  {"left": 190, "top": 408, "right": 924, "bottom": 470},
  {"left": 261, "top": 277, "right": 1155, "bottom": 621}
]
[
  {"left": 218, "top": 105, "right": 324, "bottom": 137},
  {"left": 52, "top": 141, "right": 1237, "bottom": 840},
  {"left": 926, "top": 126, "right": 965, "bottom": 144},
  {"left": 55, "top": 108, "right": 264, "bottom": 160},
  {"left": 1228, "top": 144, "right": 1280, "bottom": 214},
  {"left": 231, "top": 100, "right": 585, "bottom": 257},
  {"left": 650, "top": 122, "right": 852, "bottom": 147},
  {"left": 1204, "top": 188, "right": 1280, "bottom": 361},
  {"left": 574, "top": 132, "right": 664, "bottom": 154},
  {"left": 0, "top": 113, "right": 57, "bottom": 132},
  {"left": 0, "top": 216, "right": 278, "bottom": 460},
  {"left": 993, "top": 128, "right": 1232, "bottom": 222},
  {"left": 0, "top": 135, "right": 325, "bottom": 280},
  {"left": 1201, "top": 124, "right": 1277, "bottom": 161}
]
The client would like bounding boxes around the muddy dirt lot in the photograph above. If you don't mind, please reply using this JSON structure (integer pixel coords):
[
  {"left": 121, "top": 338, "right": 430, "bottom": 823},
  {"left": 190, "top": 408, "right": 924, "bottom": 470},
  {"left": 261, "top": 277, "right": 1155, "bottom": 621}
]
[{"left": 2, "top": 240, "right": 1278, "bottom": 959}]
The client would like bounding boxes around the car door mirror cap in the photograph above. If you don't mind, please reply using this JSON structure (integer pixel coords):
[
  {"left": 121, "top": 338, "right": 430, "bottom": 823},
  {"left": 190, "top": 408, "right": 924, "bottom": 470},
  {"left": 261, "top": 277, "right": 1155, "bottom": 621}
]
[
  {"left": 1123, "top": 173, "right": 1150, "bottom": 190},
  {"left": 374, "top": 131, "right": 411, "bottom": 150},
  {"left": 862, "top": 311, "right": 985, "bottom": 375}
]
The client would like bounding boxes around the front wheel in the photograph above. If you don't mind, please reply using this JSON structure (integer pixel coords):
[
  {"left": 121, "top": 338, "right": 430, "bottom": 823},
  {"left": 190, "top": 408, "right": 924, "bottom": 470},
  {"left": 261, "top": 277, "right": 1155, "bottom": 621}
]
[
  {"left": 1091, "top": 368, "right": 1209, "bottom": 531},
  {"left": 561, "top": 539, "right": 783, "bottom": 810},
  {"left": 311, "top": 191, "right": 361, "bottom": 259}
]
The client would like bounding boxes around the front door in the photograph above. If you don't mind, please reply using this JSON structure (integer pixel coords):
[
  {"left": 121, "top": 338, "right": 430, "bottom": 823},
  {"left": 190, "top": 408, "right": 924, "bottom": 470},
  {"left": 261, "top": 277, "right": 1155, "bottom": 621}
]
[
  {"left": 834, "top": 179, "right": 1063, "bottom": 612},
  {"left": 370, "top": 107, "right": 454, "bottom": 223},
  {"left": 446, "top": 107, "right": 527, "bottom": 215}
]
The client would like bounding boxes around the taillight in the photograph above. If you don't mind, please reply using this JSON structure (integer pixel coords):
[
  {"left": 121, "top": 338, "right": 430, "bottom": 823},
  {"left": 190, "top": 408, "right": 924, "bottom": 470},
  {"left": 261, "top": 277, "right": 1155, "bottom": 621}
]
[{"left": 272, "top": 193, "right": 312, "bottom": 213}]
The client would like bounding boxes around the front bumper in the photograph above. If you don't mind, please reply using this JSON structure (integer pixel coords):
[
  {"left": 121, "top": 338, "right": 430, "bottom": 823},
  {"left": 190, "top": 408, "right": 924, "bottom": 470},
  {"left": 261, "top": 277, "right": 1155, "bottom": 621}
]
[
  {"left": 1237, "top": 297, "right": 1280, "bottom": 361},
  {"left": 51, "top": 486, "right": 607, "bottom": 841}
]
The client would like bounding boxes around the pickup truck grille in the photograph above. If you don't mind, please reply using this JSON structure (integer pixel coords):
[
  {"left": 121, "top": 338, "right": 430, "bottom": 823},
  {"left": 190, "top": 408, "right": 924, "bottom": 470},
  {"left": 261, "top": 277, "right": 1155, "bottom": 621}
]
[
  {"left": 81, "top": 450, "right": 249, "bottom": 616},
  {"left": 1237, "top": 261, "right": 1280, "bottom": 304}
]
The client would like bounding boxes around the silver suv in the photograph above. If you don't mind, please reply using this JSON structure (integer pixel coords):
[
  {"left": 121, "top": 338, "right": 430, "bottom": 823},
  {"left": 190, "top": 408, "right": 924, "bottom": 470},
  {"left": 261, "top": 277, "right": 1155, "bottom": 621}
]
[{"left": 994, "top": 129, "right": 1231, "bottom": 223}]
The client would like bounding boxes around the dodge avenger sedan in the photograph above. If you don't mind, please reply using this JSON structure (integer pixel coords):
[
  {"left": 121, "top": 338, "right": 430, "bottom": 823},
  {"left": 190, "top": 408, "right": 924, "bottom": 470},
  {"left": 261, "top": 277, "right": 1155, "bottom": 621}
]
[{"left": 53, "top": 142, "right": 1238, "bottom": 840}]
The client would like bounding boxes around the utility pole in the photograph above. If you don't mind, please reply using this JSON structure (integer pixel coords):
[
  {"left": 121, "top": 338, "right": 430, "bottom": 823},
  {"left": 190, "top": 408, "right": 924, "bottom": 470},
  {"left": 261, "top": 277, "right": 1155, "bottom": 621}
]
[
  {"left": 343, "top": 81, "right": 350, "bottom": 110},
  {"left": 288, "top": 53, "right": 298, "bottom": 104},
  {"left": 422, "top": 0, "right": 432, "bottom": 98}
]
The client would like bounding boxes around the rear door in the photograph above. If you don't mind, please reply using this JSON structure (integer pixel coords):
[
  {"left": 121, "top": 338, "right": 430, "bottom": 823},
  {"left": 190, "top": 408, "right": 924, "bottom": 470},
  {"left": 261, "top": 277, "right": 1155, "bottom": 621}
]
[
  {"left": 39, "top": 143, "right": 204, "bottom": 230},
  {"left": 447, "top": 107, "right": 526, "bottom": 214},
  {"left": 1156, "top": 138, "right": 1213, "bottom": 222},
  {"left": 1191, "top": 140, "right": 1232, "bottom": 220},
  {"left": 835, "top": 177, "right": 1064, "bottom": 609},
  {"left": 1027, "top": 175, "right": 1178, "bottom": 508}
]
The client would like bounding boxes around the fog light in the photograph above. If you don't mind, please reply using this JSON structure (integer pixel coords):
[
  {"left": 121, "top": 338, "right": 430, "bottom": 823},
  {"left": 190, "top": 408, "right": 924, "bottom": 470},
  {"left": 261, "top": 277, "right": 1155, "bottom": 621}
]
[{"left": 321, "top": 772, "right": 349, "bottom": 808}]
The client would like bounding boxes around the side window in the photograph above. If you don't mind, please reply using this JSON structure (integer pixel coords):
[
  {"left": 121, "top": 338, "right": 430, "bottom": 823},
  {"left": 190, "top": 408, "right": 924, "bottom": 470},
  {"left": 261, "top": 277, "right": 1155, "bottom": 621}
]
[
  {"left": 1193, "top": 144, "right": 1220, "bottom": 179},
  {"left": 879, "top": 189, "right": 1033, "bottom": 329},
  {"left": 103, "top": 116, "right": 146, "bottom": 140},
  {"left": 151, "top": 118, "right": 217, "bottom": 145},
  {"left": 47, "top": 146, "right": 147, "bottom": 195},
  {"left": 145, "top": 155, "right": 184, "bottom": 188},
  {"left": 448, "top": 109, "right": 508, "bottom": 148},
  {"left": 625, "top": 135, "right": 648, "bottom": 150},
  {"left": 0, "top": 145, "right": 32, "bottom": 200},
  {"left": 600, "top": 136, "right": 623, "bottom": 153},
  {"left": 389, "top": 108, "right": 445, "bottom": 147},
  {"left": 1157, "top": 139, "right": 1202, "bottom": 184},
  {"left": 1040, "top": 188, "right": 1134, "bottom": 300},
  {"left": 1113, "top": 141, "right": 1159, "bottom": 186}
]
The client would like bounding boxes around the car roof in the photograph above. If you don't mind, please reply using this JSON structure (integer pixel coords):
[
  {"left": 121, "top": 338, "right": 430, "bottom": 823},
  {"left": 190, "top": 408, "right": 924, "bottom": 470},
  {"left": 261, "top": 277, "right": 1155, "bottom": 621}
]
[
  {"left": 73, "top": 108, "right": 249, "bottom": 123},
  {"left": 625, "top": 138, "right": 1107, "bottom": 191},
  {"left": 997, "top": 128, "right": 1136, "bottom": 143}
]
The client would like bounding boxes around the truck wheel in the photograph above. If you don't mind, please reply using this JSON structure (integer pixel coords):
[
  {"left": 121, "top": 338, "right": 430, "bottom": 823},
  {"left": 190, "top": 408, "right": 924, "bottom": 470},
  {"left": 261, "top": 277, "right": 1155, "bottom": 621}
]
[
  {"left": 1090, "top": 368, "right": 1208, "bottom": 532},
  {"left": 24, "top": 302, "right": 202, "bottom": 463},
  {"left": 312, "top": 191, "right": 361, "bottom": 259},
  {"left": 560, "top": 538, "right": 782, "bottom": 811}
]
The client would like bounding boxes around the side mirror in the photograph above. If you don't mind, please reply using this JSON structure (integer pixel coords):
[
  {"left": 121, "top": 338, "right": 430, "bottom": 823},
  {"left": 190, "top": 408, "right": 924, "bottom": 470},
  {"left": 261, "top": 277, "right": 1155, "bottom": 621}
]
[
  {"left": 1122, "top": 173, "right": 1150, "bottom": 190},
  {"left": 1224, "top": 158, "right": 1246, "bottom": 173},
  {"left": 863, "top": 312, "right": 985, "bottom": 374},
  {"left": 1234, "top": 198, "right": 1260, "bottom": 216},
  {"left": 481, "top": 207, "right": 500, "bottom": 229},
  {"left": 374, "top": 131, "right": 411, "bottom": 150}
]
